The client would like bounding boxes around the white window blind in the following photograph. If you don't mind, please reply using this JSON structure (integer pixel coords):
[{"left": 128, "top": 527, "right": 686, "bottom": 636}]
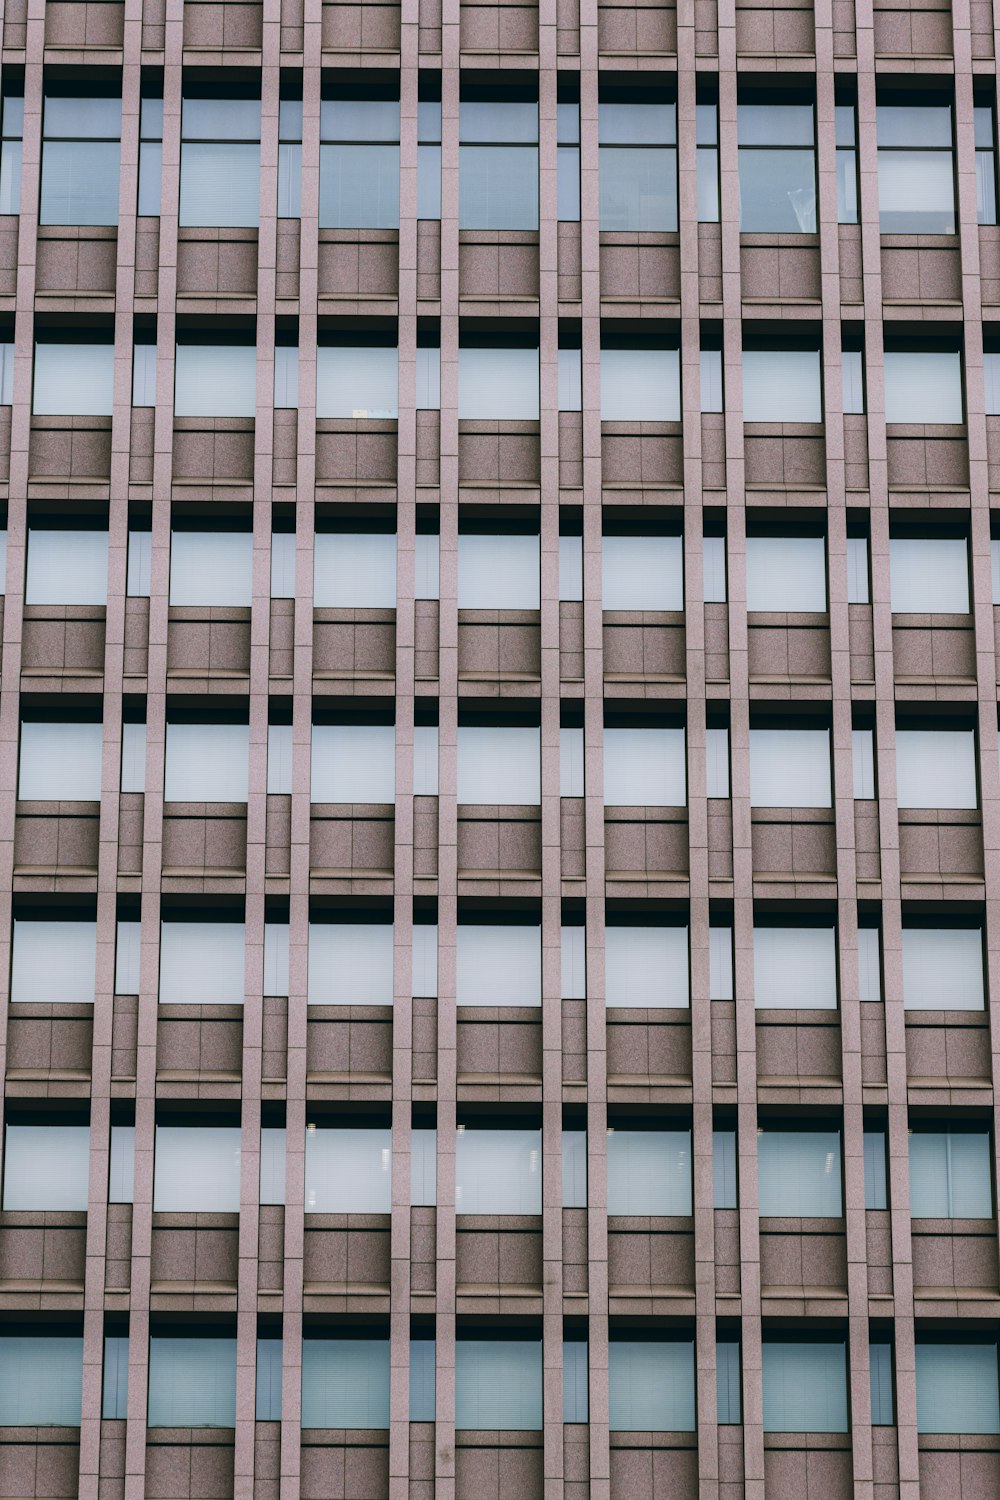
[
  {"left": 412, "top": 924, "right": 438, "bottom": 998},
  {"left": 169, "top": 531, "right": 253, "bottom": 606},
  {"left": 11, "top": 918, "right": 96, "bottom": 1003},
  {"left": 270, "top": 531, "right": 295, "bottom": 598},
  {"left": 706, "top": 727, "right": 730, "bottom": 797},
  {"left": 864, "top": 1130, "right": 888, "bottom": 1209},
  {"left": 147, "top": 1338, "right": 237, "bottom": 1427},
  {"left": 313, "top": 532, "right": 397, "bottom": 608},
  {"left": 703, "top": 533, "right": 726, "bottom": 601},
  {"left": 758, "top": 1128, "right": 842, "bottom": 1216},
  {"left": 455, "top": 1340, "right": 543, "bottom": 1430},
  {"left": 895, "top": 729, "right": 977, "bottom": 809},
  {"left": 457, "top": 725, "right": 540, "bottom": 803},
  {"left": 908, "top": 1130, "right": 993, "bottom": 1218},
  {"left": 762, "top": 1342, "right": 848, "bottom": 1432},
  {"left": 842, "top": 348, "right": 864, "bottom": 413},
  {"left": 174, "top": 345, "right": 256, "bottom": 417},
  {"left": 411, "top": 1127, "right": 436, "bottom": 1206},
  {"left": 701, "top": 349, "right": 723, "bottom": 413},
  {"left": 562, "top": 1130, "right": 587, "bottom": 1207},
  {"left": 304, "top": 1126, "right": 391, "bottom": 1212},
  {"left": 458, "top": 347, "right": 539, "bottom": 419},
  {"left": 2, "top": 1124, "right": 90, "bottom": 1209},
  {"left": 264, "top": 923, "right": 290, "bottom": 996},
  {"left": 0, "top": 1337, "right": 83, "bottom": 1426},
  {"left": 308, "top": 922, "right": 394, "bottom": 1005},
  {"left": 559, "top": 534, "right": 583, "bottom": 600},
  {"left": 742, "top": 349, "right": 822, "bottom": 422},
  {"left": 274, "top": 346, "right": 298, "bottom": 408},
  {"left": 606, "top": 1128, "right": 692, "bottom": 1215},
  {"left": 121, "top": 722, "right": 147, "bottom": 793},
  {"left": 902, "top": 926, "right": 984, "bottom": 1011},
  {"left": 858, "top": 927, "right": 882, "bottom": 1003},
  {"left": 750, "top": 728, "right": 831, "bottom": 807},
  {"left": 847, "top": 535, "right": 870, "bottom": 603},
  {"left": 605, "top": 925, "right": 689, "bottom": 1008},
  {"left": 709, "top": 925, "right": 734, "bottom": 1000},
  {"left": 884, "top": 350, "right": 963, "bottom": 423},
  {"left": 164, "top": 723, "right": 250, "bottom": 802},
  {"left": 558, "top": 347, "right": 582, "bottom": 410},
  {"left": 746, "top": 536, "right": 827, "bottom": 611},
  {"left": 713, "top": 1130, "right": 737, "bottom": 1207},
  {"left": 132, "top": 343, "right": 157, "bottom": 406},
  {"left": 159, "top": 921, "right": 245, "bottom": 1005},
  {"left": 256, "top": 1339, "right": 282, "bottom": 1421},
  {"left": 455, "top": 1127, "right": 541, "bottom": 1213},
  {"left": 608, "top": 1341, "right": 695, "bottom": 1431},
  {"left": 603, "top": 727, "right": 686, "bottom": 805},
  {"left": 19, "top": 720, "right": 102, "bottom": 800},
  {"left": 413, "top": 725, "right": 439, "bottom": 796},
  {"left": 890, "top": 536, "right": 969, "bottom": 613},
  {"left": 560, "top": 727, "right": 584, "bottom": 796},
  {"left": 601, "top": 534, "right": 683, "bottom": 610},
  {"left": 311, "top": 723, "right": 396, "bottom": 803},
  {"left": 33, "top": 343, "right": 114, "bottom": 415},
  {"left": 301, "top": 1339, "right": 390, "bottom": 1428},
  {"left": 26, "top": 529, "right": 108, "bottom": 605},
  {"left": 456, "top": 924, "right": 541, "bottom": 1005},
  {"left": 915, "top": 1343, "right": 1000, "bottom": 1434},
  {"left": 458, "top": 533, "right": 540, "bottom": 609},
  {"left": 109, "top": 1124, "right": 135, "bottom": 1203},
  {"left": 869, "top": 1342, "right": 894, "bottom": 1425},
  {"left": 267, "top": 724, "right": 292, "bottom": 794},
  {"left": 259, "top": 1127, "right": 286, "bottom": 1205},
  {"left": 561, "top": 924, "right": 586, "bottom": 1000},
  {"left": 416, "top": 346, "right": 440, "bottom": 409},
  {"left": 316, "top": 345, "right": 398, "bottom": 417},
  {"left": 600, "top": 349, "right": 680, "bottom": 421},
  {"left": 153, "top": 1126, "right": 241, "bottom": 1211},
  {"left": 127, "top": 530, "right": 152, "bottom": 596},
  {"left": 179, "top": 142, "right": 260, "bottom": 227},
  {"left": 414, "top": 533, "right": 440, "bottom": 599},
  {"left": 753, "top": 925, "right": 837, "bottom": 1009},
  {"left": 103, "top": 1337, "right": 129, "bottom": 1419},
  {"left": 853, "top": 728, "right": 875, "bottom": 799},
  {"left": 410, "top": 1340, "right": 436, "bottom": 1421},
  {"left": 563, "top": 1342, "right": 589, "bottom": 1422}
]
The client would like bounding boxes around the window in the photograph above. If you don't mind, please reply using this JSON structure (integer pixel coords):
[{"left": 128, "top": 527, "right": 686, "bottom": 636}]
[
  {"left": 313, "top": 529, "right": 396, "bottom": 608},
  {"left": 608, "top": 1339, "right": 695, "bottom": 1431},
  {"left": 599, "top": 93, "right": 677, "bottom": 231},
  {"left": 410, "top": 1338, "right": 435, "bottom": 1420},
  {"left": 916, "top": 1342, "right": 1000, "bottom": 1433},
  {"left": 706, "top": 729, "right": 731, "bottom": 799},
  {"left": 877, "top": 101, "right": 955, "bottom": 233},
  {"left": 858, "top": 925, "right": 882, "bottom": 1002},
  {"left": 274, "top": 343, "right": 298, "bottom": 409},
  {"left": 133, "top": 341, "right": 156, "bottom": 407},
  {"left": 847, "top": 532, "right": 870, "bottom": 604},
  {"left": 302, "top": 1337, "right": 390, "bottom": 1428},
  {"left": 256, "top": 1339, "right": 282, "bottom": 1421},
  {"left": 558, "top": 99, "right": 580, "bottom": 220},
  {"left": 0, "top": 1335, "right": 83, "bottom": 1426},
  {"left": 709, "top": 924, "right": 734, "bottom": 999},
  {"left": 317, "top": 341, "right": 397, "bottom": 418},
  {"left": 109, "top": 1125, "right": 135, "bottom": 1202},
  {"left": 34, "top": 340, "right": 114, "bottom": 416},
  {"left": 415, "top": 529, "right": 440, "bottom": 599},
  {"left": 842, "top": 346, "right": 864, "bottom": 413},
  {"left": 455, "top": 1126, "right": 541, "bottom": 1213},
  {"left": 836, "top": 102, "right": 858, "bottom": 223},
  {"left": 563, "top": 1340, "right": 588, "bottom": 1422},
  {"left": 704, "top": 531, "right": 726, "bottom": 600},
  {"left": 746, "top": 534, "right": 827, "bottom": 611},
  {"left": 417, "top": 342, "right": 441, "bottom": 410},
  {"left": 260, "top": 1128, "right": 286, "bottom": 1205},
  {"left": 148, "top": 1337, "right": 237, "bottom": 1427},
  {"left": 713, "top": 1129, "right": 737, "bottom": 1208},
  {"left": 308, "top": 921, "right": 394, "bottom": 1004},
  {"left": 304, "top": 1124, "right": 391, "bottom": 1211},
  {"left": 2, "top": 1122, "right": 90, "bottom": 1209},
  {"left": 749, "top": 727, "right": 831, "bottom": 807},
  {"left": 603, "top": 726, "right": 685, "bottom": 806},
  {"left": 742, "top": 347, "right": 822, "bottom": 422},
  {"left": 41, "top": 94, "right": 121, "bottom": 226},
  {"left": 159, "top": 920, "right": 245, "bottom": 1005},
  {"left": 311, "top": 721, "right": 395, "bottom": 803},
  {"left": 0, "top": 340, "right": 12, "bottom": 406},
  {"left": 11, "top": 917, "right": 96, "bottom": 1003},
  {"left": 696, "top": 101, "right": 719, "bottom": 221},
  {"left": 0, "top": 92, "right": 23, "bottom": 214},
  {"left": 267, "top": 724, "right": 292, "bottom": 795},
  {"left": 895, "top": 728, "right": 977, "bottom": 809},
  {"left": 560, "top": 726, "right": 584, "bottom": 797},
  {"left": 909, "top": 1128, "right": 993, "bottom": 1217},
  {"left": 701, "top": 349, "right": 723, "bottom": 414},
  {"left": 602, "top": 533, "right": 683, "bottom": 609},
  {"left": 559, "top": 532, "right": 583, "bottom": 598},
  {"left": 600, "top": 346, "right": 680, "bottom": 421},
  {"left": 180, "top": 96, "right": 260, "bottom": 228},
  {"left": 277, "top": 99, "right": 302, "bottom": 218},
  {"left": 889, "top": 533, "right": 969, "bottom": 612},
  {"left": 607, "top": 1126, "right": 691, "bottom": 1214},
  {"left": 271, "top": 528, "right": 295, "bottom": 597},
  {"left": 455, "top": 1339, "right": 542, "bottom": 1430},
  {"left": 563, "top": 1128, "right": 587, "bottom": 1206},
  {"left": 26, "top": 526, "right": 108, "bottom": 604},
  {"left": 457, "top": 724, "right": 540, "bottom": 803},
  {"left": 138, "top": 96, "right": 163, "bottom": 216},
  {"left": 170, "top": 527, "right": 253, "bottom": 605},
  {"left": 460, "top": 95, "right": 538, "bottom": 230},
  {"left": 411, "top": 1126, "right": 436, "bottom": 1205},
  {"left": 737, "top": 98, "right": 816, "bottom": 232},
  {"left": 458, "top": 342, "right": 538, "bottom": 419},
  {"left": 763, "top": 1341, "right": 847, "bottom": 1432},
  {"left": 884, "top": 348, "right": 963, "bottom": 423},
  {"left": 116, "top": 920, "right": 140, "bottom": 994},
  {"left": 758, "top": 1126, "right": 842, "bottom": 1216},
  {"left": 456, "top": 922, "right": 541, "bottom": 1005},
  {"left": 19, "top": 718, "right": 102, "bottom": 800},
  {"left": 458, "top": 531, "right": 539, "bottom": 608},
  {"left": 558, "top": 346, "right": 582, "bottom": 412},
  {"left": 127, "top": 529, "right": 152, "bottom": 596},
  {"left": 902, "top": 925, "right": 984, "bottom": 1011},
  {"left": 103, "top": 1336, "right": 129, "bottom": 1420},
  {"left": 413, "top": 727, "right": 439, "bottom": 797},
  {"left": 175, "top": 343, "right": 256, "bottom": 417},
  {"left": 264, "top": 922, "right": 290, "bottom": 996},
  {"left": 869, "top": 1341, "right": 894, "bottom": 1425},
  {"left": 154, "top": 1125, "right": 241, "bottom": 1211},
  {"left": 754, "top": 923, "right": 837, "bottom": 1009},
  {"left": 717, "top": 1341, "right": 741, "bottom": 1423},
  {"left": 864, "top": 1129, "right": 888, "bottom": 1209},
  {"left": 853, "top": 728, "right": 875, "bottom": 799},
  {"left": 977, "top": 101, "right": 998, "bottom": 225},
  {"left": 605, "top": 923, "right": 689, "bottom": 1008},
  {"left": 417, "top": 96, "right": 441, "bottom": 219},
  {"left": 164, "top": 721, "right": 250, "bottom": 802}
]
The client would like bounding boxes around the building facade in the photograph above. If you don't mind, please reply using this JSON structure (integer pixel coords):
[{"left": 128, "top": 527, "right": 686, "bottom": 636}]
[{"left": 0, "top": 0, "right": 998, "bottom": 1497}]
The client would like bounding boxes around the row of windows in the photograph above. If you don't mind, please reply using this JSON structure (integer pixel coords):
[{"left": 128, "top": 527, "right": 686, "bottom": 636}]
[
  {"left": 3, "top": 86, "right": 996, "bottom": 235},
  {"left": 6, "top": 911, "right": 984, "bottom": 1011},
  {"left": 1, "top": 1116, "right": 988, "bottom": 1219},
  {"left": 2, "top": 1326, "right": 997, "bottom": 1435},
  {"left": 13, "top": 337, "right": 996, "bottom": 422}
]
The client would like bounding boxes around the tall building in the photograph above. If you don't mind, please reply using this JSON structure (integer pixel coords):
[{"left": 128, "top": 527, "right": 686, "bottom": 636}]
[{"left": 0, "top": 2, "right": 999, "bottom": 1498}]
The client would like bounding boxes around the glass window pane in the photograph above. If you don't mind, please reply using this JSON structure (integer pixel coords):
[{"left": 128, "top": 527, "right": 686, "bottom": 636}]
[
  {"left": 277, "top": 142, "right": 301, "bottom": 217},
  {"left": 599, "top": 103, "right": 675, "bottom": 145},
  {"left": 183, "top": 99, "right": 261, "bottom": 139},
  {"left": 455, "top": 1128, "right": 541, "bottom": 1213},
  {"left": 884, "top": 350, "right": 962, "bottom": 423},
  {"left": 19, "top": 720, "right": 102, "bottom": 800},
  {"left": 563, "top": 1342, "right": 588, "bottom": 1422},
  {"left": 902, "top": 927, "right": 984, "bottom": 1011},
  {"left": 607, "top": 1128, "right": 691, "bottom": 1214},
  {"left": 260, "top": 1127, "right": 286, "bottom": 1205},
  {"left": 895, "top": 729, "right": 977, "bottom": 809},
  {"left": 319, "top": 144, "right": 400, "bottom": 228},
  {"left": 267, "top": 723, "right": 292, "bottom": 795},
  {"left": 2, "top": 1125, "right": 90, "bottom": 1209},
  {"left": 148, "top": 1338, "right": 237, "bottom": 1427},
  {"left": 115, "top": 920, "right": 140, "bottom": 993},
  {"left": 561, "top": 924, "right": 586, "bottom": 1000},
  {"left": 762, "top": 1342, "right": 848, "bottom": 1432},
  {"left": 415, "top": 531, "right": 440, "bottom": 598},
  {"left": 754, "top": 925, "right": 837, "bottom": 1009},
  {"left": 133, "top": 343, "right": 157, "bottom": 406},
  {"left": 301, "top": 1339, "right": 390, "bottom": 1428},
  {"left": 256, "top": 1339, "right": 282, "bottom": 1421},
  {"left": 103, "top": 1337, "right": 129, "bottom": 1419},
  {"left": 837, "top": 148, "right": 858, "bottom": 223},
  {"left": 159, "top": 921, "right": 245, "bottom": 1005},
  {"left": 599, "top": 147, "right": 677, "bottom": 231},
  {"left": 877, "top": 149, "right": 955, "bottom": 233},
  {"left": 738, "top": 148, "right": 816, "bottom": 232},
  {"left": 170, "top": 530, "right": 253, "bottom": 605},
  {"left": 109, "top": 1124, "right": 135, "bottom": 1202},
  {"left": 558, "top": 145, "right": 580, "bottom": 219},
  {"left": 321, "top": 100, "right": 399, "bottom": 141},
  {"left": 458, "top": 346, "right": 539, "bottom": 419},
  {"left": 455, "top": 1340, "right": 542, "bottom": 1430},
  {"left": 559, "top": 532, "right": 583, "bottom": 599},
  {"left": 34, "top": 343, "right": 114, "bottom": 416},
  {"left": 308, "top": 922, "right": 394, "bottom": 1005},
  {"left": 41, "top": 140, "right": 120, "bottom": 225},
  {"left": 704, "top": 533, "right": 726, "bottom": 600},
  {"left": 864, "top": 1130, "right": 888, "bottom": 1209},
  {"left": 713, "top": 1129, "right": 737, "bottom": 1207},
  {"left": 742, "top": 349, "right": 821, "bottom": 422},
  {"left": 706, "top": 729, "right": 730, "bottom": 799},
  {"left": 456, "top": 924, "right": 541, "bottom": 1005},
  {"left": 697, "top": 146, "right": 720, "bottom": 221},
  {"left": 602, "top": 533, "right": 683, "bottom": 609},
  {"left": 0, "top": 1337, "right": 83, "bottom": 1426},
  {"left": 746, "top": 535, "right": 826, "bottom": 611},
  {"left": 316, "top": 345, "right": 397, "bottom": 418},
  {"left": 11, "top": 919, "right": 96, "bottom": 1003},
  {"left": 701, "top": 348, "right": 723, "bottom": 413},
  {"left": 916, "top": 1344, "right": 1000, "bottom": 1433},
  {"left": 313, "top": 532, "right": 396, "bottom": 608},
  {"left": 153, "top": 1126, "right": 241, "bottom": 1211},
  {"left": 909, "top": 1130, "right": 993, "bottom": 1217},
  {"left": 264, "top": 924, "right": 290, "bottom": 996},
  {"left": 608, "top": 1341, "right": 695, "bottom": 1431},
  {"left": 560, "top": 726, "right": 585, "bottom": 797},
  {"left": 758, "top": 1129, "right": 842, "bottom": 1216},
  {"left": 605, "top": 925, "right": 689, "bottom": 1008},
  {"left": 311, "top": 723, "right": 396, "bottom": 803},
  {"left": 413, "top": 726, "right": 439, "bottom": 797},
  {"left": 26, "top": 528, "right": 108, "bottom": 605},
  {"left": 749, "top": 728, "right": 831, "bottom": 807},
  {"left": 164, "top": 722, "right": 250, "bottom": 801},
  {"left": 304, "top": 1126, "right": 392, "bottom": 1212},
  {"left": 717, "top": 1341, "right": 741, "bottom": 1423},
  {"left": 458, "top": 533, "right": 539, "bottom": 608},
  {"left": 411, "top": 1127, "right": 436, "bottom": 1205},
  {"left": 858, "top": 927, "right": 882, "bottom": 1002},
  {"left": 180, "top": 143, "right": 260, "bottom": 226},
  {"left": 562, "top": 1129, "right": 587, "bottom": 1207},
  {"left": 127, "top": 530, "right": 152, "bottom": 596},
  {"left": 417, "top": 143, "right": 441, "bottom": 218},
  {"left": 459, "top": 146, "right": 538, "bottom": 229},
  {"left": 847, "top": 535, "right": 870, "bottom": 603},
  {"left": 709, "top": 925, "right": 734, "bottom": 999},
  {"left": 603, "top": 727, "right": 685, "bottom": 806},
  {"left": 842, "top": 348, "right": 864, "bottom": 413},
  {"left": 853, "top": 728, "right": 875, "bottom": 799},
  {"left": 410, "top": 1340, "right": 435, "bottom": 1421},
  {"left": 600, "top": 347, "right": 680, "bottom": 421},
  {"left": 174, "top": 345, "right": 256, "bottom": 418},
  {"left": 457, "top": 725, "right": 540, "bottom": 803},
  {"left": 889, "top": 536, "right": 969, "bottom": 612}
]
